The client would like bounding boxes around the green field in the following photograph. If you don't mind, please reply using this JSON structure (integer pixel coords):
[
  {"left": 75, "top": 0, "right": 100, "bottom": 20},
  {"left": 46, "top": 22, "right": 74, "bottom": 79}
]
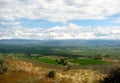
[
  {"left": 0, "top": 42, "right": 120, "bottom": 65},
  {"left": 18, "top": 55, "right": 57, "bottom": 64},
  {"left": 37, "top": 57, "right": 57, "bottom": 64},
  {"left": 17, "top": 55, "right": 107, "bottom": 65}
]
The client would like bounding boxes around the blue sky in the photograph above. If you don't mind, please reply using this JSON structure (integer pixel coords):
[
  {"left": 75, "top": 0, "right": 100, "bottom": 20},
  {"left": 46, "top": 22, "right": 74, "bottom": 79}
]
[
  {"left": 0, "top": 0, "right": 120, "bottom": 40},
  {"left": 19, "top": 17, "right": 120, "bottom": 28},
  {"left": 20, "top": 19, "right": 63, "bottom": 28}
]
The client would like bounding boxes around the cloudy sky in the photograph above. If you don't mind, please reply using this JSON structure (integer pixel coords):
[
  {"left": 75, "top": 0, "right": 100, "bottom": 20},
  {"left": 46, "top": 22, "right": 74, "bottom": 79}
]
[{"left": 0, "top": 0, "right": 120, "bottom": 40}]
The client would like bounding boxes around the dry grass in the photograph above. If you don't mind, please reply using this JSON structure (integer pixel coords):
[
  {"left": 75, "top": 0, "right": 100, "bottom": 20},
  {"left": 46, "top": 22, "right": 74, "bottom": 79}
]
[{"left": 0, "top": 56, "right": 106, "bottom": 83}]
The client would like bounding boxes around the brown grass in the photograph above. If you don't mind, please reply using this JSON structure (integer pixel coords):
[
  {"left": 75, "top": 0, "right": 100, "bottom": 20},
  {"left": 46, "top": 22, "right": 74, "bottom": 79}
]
[{"left": 0, "top": 56, "right": 106, "bottom": 83}]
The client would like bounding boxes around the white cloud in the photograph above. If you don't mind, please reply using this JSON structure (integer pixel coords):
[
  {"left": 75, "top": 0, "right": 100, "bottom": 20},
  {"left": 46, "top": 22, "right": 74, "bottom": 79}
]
[
  {"left": 0, "top": 21, "right": 21, "bottom": 25},
  {"left": 113, "top": 17, "right": 120, "bottom": 23},
  {"left": 0, "top": 24, "right": 120, "bottom": 40},
  {"left": 0, "top": 0, "right": 120, "bottom": 22}
]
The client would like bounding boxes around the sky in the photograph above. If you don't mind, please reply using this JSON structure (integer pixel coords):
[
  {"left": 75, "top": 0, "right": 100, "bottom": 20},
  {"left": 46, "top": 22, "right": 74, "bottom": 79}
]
[{"left": 0, "top": 0, "right": 120, "bottom": 40}]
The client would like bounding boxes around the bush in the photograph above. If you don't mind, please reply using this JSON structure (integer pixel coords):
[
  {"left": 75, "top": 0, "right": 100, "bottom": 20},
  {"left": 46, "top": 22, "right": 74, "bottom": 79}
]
[
  {"left": 57, "top": 59, "right": 67, "bottom": 65},
  {"left": 102, "top": 67, "right": 120, "bottom": 83},
  {"left": 46, "top": 70, "right": 56, "bottom": 78},
  {"left": 0, "top": 66, "right": 8, "bottom": 74}
]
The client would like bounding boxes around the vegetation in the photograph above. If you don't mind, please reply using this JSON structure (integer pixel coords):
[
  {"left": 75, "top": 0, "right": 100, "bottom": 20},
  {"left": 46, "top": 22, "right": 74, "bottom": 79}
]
[
  {"left": 0, "top": 56, "right": 106, "bottom": 83},
  {"left": 38, "top": 57, "right": 57, "bottom": 64},
  {"left": 46, "top": 70, "right": 56, "bottom": 78},
  {"left": 0, "top": 44, "right": 120, "bottom": 57},
  {"left": 17, "top": 55, "right": 57, "bottom": 64},
  {"left": 0, "top": 58, "right": 8, "bottom": 74},
  {"left": 56, "top": 59, "right": 67, "bottom": 65},
  {"left": 0, "top": 40, "right": 120, "bottom": 83},
  {"left": 70, "top": 58, "right": 106, "bottom": 65},
  {"left": 102, "top": 67, "right": 120, "bottom": 83}
]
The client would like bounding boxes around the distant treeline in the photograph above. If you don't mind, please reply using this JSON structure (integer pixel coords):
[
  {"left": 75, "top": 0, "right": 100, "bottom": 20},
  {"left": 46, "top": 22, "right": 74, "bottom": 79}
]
[
  {"left": 0, "top": 39, "right": 120, "bottom": 57},
  {"left": 0, "top": 44, "right": 81, "bottom": 57},
  {"left": 0, "top": 39, "right": 120, "bottom": 46}
]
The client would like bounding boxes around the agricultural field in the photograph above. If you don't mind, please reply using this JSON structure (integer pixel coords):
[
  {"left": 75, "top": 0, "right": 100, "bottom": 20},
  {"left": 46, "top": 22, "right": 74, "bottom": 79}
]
[{"left": 0, "top": 43, "right": 120, "bottom": 57}]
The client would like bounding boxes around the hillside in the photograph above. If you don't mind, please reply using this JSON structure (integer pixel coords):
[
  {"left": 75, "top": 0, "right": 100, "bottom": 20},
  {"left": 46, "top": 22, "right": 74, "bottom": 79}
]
[{"left": 0, "top": 55, "right": 106, "bottom": 83}]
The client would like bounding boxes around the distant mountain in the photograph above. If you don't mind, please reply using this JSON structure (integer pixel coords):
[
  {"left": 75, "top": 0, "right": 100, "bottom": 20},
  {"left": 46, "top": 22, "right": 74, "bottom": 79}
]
[{"left": 0, "top": 39, "right": 120, "bottom": 46}]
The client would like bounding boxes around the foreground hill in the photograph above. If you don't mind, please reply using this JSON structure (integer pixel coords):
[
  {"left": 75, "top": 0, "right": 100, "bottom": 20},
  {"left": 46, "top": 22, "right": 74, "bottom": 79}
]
[{"left": 0, "top": 55, "right": 106, "bottom": 83}]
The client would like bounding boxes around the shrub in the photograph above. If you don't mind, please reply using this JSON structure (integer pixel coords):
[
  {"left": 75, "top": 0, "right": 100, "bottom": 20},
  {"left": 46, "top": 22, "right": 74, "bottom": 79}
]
[
  {"left": 46, "top": 70, "right": 56, "bottom": 78},
  {"left": 102, "top": 67, "right": 120, "bottom": 83},
  {"left": 0, "top": 59, "right": 4, "bottom": 67},
  {"left": 57, "top": 59, "right": 67, "bottom": 65}
]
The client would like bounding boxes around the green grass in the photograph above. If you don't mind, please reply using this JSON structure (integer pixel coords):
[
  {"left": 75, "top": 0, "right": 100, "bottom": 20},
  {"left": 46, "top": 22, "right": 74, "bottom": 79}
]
[
  {"left": 37, "top": 57, "right": 57, "bottom": 64},
  {"left": 70, "top": 59, "right": 106, "bottom": 65},
  {"left": 17, "top": 55, "right": 57, "bottom": 64}
]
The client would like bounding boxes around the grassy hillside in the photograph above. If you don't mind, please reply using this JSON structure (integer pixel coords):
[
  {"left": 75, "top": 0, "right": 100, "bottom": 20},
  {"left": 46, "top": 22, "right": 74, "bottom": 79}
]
[{"left": 0, "top": 55, "right": 106, "bottom": 83}]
